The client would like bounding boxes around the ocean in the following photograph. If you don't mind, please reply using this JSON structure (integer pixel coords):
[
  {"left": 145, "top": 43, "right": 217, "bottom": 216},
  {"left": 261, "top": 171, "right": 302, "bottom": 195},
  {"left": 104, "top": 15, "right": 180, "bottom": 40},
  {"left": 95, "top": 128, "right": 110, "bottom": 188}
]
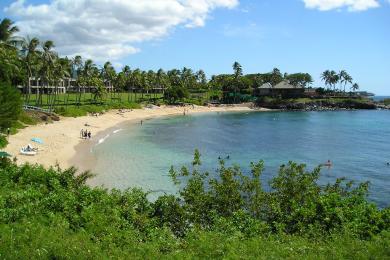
[{"left": 87, "top": 110, "right": 390, "bottom": 207}]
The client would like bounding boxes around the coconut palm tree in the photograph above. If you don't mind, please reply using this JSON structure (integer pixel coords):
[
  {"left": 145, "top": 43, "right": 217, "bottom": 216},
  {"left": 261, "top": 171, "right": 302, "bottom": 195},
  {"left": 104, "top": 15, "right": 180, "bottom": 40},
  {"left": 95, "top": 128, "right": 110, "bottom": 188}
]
[
  {"left": 157, "top": 68, "right": 166, "bottom": 98},
  {"left": 351, "top": 83, "right": 359, "bottom": 93},
  {"left": 20, "top": 37, "right": 40, "bottom": 103},
  {"left": 130, "top": 69, "right": 141, "bottom": 102},
  {"left": 100, "top": 61, "right": 116, "bottom": 101},
  {"left": 321, "top": 70, "right": 331, "bottom": 90},
  {"left": 37, "top": 40, "right": 56, "bottom": 107},
  {"left": 147, "top": 70, "right": 156, "bottom": 101},
  {"left": 339, "top": 70, "right": 353, "bottom": 93},
  {"left": 120, "top": 65, "right": 132, "bottom": 102},
  {"left": 49, "top": 58, "right": 70, "bottom": 111},
  {"left": 329, "top": 70, "right": 339, "bottom": 92},
  {"left": 232, "top": 62, "right": 243, "bottom": 103},
  {"left": 0, "top": 18, "right": 20, "bottom": 48}
]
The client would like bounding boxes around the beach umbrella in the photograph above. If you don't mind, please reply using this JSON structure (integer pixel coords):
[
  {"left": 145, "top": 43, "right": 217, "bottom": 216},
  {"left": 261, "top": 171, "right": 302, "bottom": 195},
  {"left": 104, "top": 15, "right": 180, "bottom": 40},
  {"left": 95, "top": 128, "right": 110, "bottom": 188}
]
[
  {"left": 0, "top": 151, "right": 11, "bottom": 158},
  {"left": 31, "top": 138, "right": 44, "bottom": 144}
]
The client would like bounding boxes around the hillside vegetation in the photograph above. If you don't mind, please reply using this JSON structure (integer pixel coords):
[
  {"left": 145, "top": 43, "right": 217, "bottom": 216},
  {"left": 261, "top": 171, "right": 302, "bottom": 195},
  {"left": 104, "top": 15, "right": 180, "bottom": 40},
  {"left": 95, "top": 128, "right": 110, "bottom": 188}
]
[{"left": 0, "top": 152, "right": 389, "bottom": 259}]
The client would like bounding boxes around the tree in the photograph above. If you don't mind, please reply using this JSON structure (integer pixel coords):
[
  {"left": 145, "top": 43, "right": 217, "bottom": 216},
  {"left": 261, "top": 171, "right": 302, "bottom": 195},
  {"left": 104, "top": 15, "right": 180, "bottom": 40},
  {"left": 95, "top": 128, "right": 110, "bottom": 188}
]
[
  {"left": 92, "top": 78, "right": 106, "bottom": 102},
  {"left": 286, "top": 73, "right": 313, "bottom": 88},
  {"left": 164, "top": 85, "right": 188, "bottom": 104},
  {"left": 351, "top": 83, "right": 359, "bottom": 93},
  {"left": 270, "top": 68, "right": 283, "bottom": 86},
  {"left": 0, "top": 44, "right": 23, "bottom": 85},
  {"left": 37, "top": 40, "right": 57, "bottom": 107},
  {"left": 321, "top": 70, "right": 339, "bottom": 92},
  {"left": 232, "top": 62, "right": 243, "bottom": 103},
  {"left": 339, "top": 70, "right": 353, "bottom": 93},
  {"left": 49, "top": 57, "right": 70, "bottom": 111},
  {"left": 157, "top": 68, "right": 167, "bottom": 97},
  {"left": 21, "top": 37, "right": 40, "bottom": 103},
  {"left": 0, "top": 18, "right": 19, "bottom": 48},
  {"left": 0, "top": 82, "right": 22, "bottom": 129},
  {"left": 321, "top": 70, "right": 331, "bottom": 90}
]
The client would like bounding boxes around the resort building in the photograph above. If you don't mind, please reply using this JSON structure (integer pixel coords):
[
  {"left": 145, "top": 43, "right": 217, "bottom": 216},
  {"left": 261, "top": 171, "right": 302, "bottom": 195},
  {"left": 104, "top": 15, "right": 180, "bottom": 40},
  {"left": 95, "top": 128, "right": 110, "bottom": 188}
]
[
  {"left": 255, "top": 80, "right": 305, "bottom": 98},
  {"left": 17, "top": 77, "right": 114, "bottom": 94}
]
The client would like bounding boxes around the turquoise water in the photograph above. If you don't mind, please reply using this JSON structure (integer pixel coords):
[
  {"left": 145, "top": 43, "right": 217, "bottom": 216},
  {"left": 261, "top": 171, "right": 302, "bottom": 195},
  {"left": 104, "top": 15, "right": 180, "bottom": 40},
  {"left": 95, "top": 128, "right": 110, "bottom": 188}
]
[{"left": 89, "top": 110, "right": 390, "bottom": 207}]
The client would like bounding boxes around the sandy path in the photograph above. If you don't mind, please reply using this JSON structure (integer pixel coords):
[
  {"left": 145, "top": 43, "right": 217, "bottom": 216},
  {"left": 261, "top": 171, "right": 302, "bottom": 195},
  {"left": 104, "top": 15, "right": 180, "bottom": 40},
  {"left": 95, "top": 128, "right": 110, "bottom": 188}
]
[{"left": 5, "top": 105, "right": 267, "bottom": 169}]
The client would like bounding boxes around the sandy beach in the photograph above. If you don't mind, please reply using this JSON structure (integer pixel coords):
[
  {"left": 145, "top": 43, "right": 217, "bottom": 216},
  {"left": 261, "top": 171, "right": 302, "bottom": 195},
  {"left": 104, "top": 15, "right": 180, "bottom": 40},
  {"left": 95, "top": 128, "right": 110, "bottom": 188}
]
[{"left": 5, "top": 105, "right": 264, "bottom": 170}]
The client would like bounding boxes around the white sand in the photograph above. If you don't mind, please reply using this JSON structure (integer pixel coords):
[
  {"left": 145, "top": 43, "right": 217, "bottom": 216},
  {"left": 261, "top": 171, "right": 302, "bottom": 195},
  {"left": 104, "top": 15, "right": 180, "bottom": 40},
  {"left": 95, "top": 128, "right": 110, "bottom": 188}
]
[{"left": 5, "top": 105, "right": 267, "bottom": 170}]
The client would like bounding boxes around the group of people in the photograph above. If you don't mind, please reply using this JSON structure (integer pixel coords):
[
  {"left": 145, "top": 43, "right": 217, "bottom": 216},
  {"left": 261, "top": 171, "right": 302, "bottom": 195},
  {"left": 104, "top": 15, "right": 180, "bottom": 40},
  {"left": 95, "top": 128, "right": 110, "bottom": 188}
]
[{"left": 80, "top": 129, "right": 92, "bottom": 139}]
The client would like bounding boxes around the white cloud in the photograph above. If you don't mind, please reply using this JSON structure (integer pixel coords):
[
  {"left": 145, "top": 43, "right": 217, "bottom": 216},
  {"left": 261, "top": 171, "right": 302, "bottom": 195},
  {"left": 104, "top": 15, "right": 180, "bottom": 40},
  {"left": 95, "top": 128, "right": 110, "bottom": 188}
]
[
  {"left": 5, "top": 0, "right": 238, "bottom": 61},
  {"left": 303, "top": 0, "right": 380, "bottom": 11}
]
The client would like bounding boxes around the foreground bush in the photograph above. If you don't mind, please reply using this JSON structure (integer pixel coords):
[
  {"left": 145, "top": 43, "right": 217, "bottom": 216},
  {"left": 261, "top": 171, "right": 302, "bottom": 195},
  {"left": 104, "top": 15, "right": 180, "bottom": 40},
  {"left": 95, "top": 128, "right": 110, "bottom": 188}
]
[{"left": 0, "top": 153, "right": 389, "bottom": 258}]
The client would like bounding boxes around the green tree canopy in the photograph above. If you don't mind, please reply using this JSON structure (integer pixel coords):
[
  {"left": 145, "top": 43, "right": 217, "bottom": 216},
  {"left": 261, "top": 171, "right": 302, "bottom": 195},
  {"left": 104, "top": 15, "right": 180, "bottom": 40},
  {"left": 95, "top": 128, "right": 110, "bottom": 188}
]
[{"left": 0, "top": 82, "right": 22, "bottom": 129}]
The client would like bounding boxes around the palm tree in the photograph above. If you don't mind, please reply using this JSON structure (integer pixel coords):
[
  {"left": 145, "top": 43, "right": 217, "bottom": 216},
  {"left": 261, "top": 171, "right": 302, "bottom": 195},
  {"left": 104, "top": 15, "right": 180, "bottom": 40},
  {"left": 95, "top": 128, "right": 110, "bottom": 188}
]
[
  {"left": 131, "top": 69, "right": 142, "bottom": 102},
  {"left": 37, "top": 40, "right": 56, "bottom": 108},
  {"left": 147, "top": 70, "right": 156, "bottom": 101},
  {"left": 0, "top": 18, "right": 20, "bottom": 48},
  {"left": 232, "top": 62, "right": 242, "bottom": 103},
  {"left": 321, "top": 70, "right": 331, "bottom": 90},
  {"left": 339, "top": 70, "right": 353, "bottom": 93},
  {"left": 322, "top": 70, "right": 339, "bottom": 93},
  {"left": 157, "top": 68, "right": 166, "bottom": 98},
  {"left": 101, "top": 61, "right": 116, "bottom": 101},
  {"left": 71, "top": 55, "right": 83, "bottom": 78},
  {"left": 20, "top": 37, "right": 40, "bottom": 103},
  {"left": 351, "top": 83, "right": 359, "bottom": 93},
  {"left": 196, "top": 69, "right": 207, "bottom": 100},
  {"left": 49, "top": 58, "right": 70, "bottom": 111}
]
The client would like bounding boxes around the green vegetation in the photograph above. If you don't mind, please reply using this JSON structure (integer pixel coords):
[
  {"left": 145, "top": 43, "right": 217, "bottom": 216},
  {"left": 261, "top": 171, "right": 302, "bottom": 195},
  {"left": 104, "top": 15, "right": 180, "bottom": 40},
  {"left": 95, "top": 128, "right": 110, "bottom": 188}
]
[
  {"left": 56, "top": 103, "right": 141, "bottom": 117},
  {"left": 2, "top": 17, "right": 367, "bottom": 110},
  {"left": 0, "top": 136, "right": 7, "bottom": 149},
  {"left": 383, "top": 98, "right": 390, "bottom": 106},
  {"left": 0, "top": 151, "right": 389, "bottom": 258},
  {"left": 0, "top": 82, "right": 22, "bottom": 130}
]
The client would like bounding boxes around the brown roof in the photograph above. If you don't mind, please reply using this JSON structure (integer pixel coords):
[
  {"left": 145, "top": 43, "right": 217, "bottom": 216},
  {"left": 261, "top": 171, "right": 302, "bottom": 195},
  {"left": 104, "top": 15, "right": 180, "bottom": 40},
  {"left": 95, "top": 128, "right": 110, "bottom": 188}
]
[{"left": 273, "top": 81, "right": 302, "bottom": 89}]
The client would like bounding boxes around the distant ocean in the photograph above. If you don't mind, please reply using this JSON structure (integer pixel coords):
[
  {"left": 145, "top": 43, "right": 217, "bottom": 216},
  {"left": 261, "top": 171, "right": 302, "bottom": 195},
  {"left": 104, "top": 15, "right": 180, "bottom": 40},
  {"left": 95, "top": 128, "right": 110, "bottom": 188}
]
[
  {"left": 87, "top": 110, "right": 390, "bottom": 207},
  {"left": 372, "top": 96, "right": 390, "bottom": 102}
]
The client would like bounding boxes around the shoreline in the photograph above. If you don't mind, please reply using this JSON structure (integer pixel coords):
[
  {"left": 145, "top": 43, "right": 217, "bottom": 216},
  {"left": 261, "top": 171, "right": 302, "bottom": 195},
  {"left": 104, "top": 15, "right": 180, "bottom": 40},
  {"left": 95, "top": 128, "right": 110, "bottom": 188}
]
[{"left": 5, "top": 105, "right": 264, "bottom": 170}]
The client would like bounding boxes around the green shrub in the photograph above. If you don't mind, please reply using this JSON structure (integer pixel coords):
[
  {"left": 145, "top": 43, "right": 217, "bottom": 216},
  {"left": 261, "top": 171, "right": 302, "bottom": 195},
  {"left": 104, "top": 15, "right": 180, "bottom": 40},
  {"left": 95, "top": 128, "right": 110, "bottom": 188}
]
[
  {"left": 0, "top": 135, "right": 7, "bottom": 148},
  {"left": 384, "top": 98, "right": 390, "bottom": 105},
  {"left": 0, "top": 154, "right": 389, "bottom": 258},
  {"left": 0, "top": 82, "right": 22, "bottom": 129}
]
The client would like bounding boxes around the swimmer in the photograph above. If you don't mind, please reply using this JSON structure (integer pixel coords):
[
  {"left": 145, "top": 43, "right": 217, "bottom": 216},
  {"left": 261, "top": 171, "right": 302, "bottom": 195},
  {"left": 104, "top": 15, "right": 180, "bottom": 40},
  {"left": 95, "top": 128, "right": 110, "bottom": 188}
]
[{"left": 324, "top": 160, "right": 332, "bottom": 167}]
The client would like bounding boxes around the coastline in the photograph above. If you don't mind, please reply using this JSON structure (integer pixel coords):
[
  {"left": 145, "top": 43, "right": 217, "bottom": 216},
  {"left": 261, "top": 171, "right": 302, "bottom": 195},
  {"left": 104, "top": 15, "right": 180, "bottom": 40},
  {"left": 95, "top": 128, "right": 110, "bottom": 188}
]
[{"left": 5, "top": 105, "right": 265, "bottom": 170}]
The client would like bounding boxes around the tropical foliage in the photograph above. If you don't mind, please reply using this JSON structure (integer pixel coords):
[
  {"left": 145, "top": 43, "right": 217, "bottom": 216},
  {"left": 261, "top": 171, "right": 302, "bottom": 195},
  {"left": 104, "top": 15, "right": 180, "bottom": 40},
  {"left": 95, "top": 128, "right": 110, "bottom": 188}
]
[
  {"left": 321, "top": 69, "right": 359, "bottom": 94},
  {"left": 0, "top": 82, "right": 22, "bottom": 130},
  {"left": 2, "top": 17, "right": 351, "bottom": 108},
  {"left": 0, "top": 153, "right": 389, "bottom": 258}
]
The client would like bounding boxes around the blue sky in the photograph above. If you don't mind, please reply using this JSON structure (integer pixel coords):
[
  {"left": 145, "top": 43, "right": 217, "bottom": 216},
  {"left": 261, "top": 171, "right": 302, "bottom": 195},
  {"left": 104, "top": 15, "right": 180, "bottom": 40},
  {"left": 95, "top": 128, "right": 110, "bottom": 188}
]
[{"left": 1, "top": 0, "right": 389, "bottom": 94}]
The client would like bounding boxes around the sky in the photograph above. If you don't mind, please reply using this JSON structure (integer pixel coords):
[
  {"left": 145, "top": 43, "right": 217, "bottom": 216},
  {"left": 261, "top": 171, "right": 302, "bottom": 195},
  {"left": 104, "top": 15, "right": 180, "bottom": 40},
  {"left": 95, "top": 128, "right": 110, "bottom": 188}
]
[{"left": 1, "top": 0, "right": 389, "bottom": 94}]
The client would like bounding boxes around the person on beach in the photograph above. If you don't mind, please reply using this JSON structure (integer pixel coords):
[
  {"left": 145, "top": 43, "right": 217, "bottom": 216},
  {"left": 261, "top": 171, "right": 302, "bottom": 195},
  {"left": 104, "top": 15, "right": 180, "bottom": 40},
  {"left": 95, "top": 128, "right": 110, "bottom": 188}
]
[
  {"left": 80, "top": 129, "right": 84, "bottom": 138},
  {"left": 140, "top": 120, "right": 143, "bottom": 125},
  {"left": 83, "top": 130, "right": 88, "bottom": 139},
  {"left": 88, "top": 131, "right": 91, "bottom": 139}
]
